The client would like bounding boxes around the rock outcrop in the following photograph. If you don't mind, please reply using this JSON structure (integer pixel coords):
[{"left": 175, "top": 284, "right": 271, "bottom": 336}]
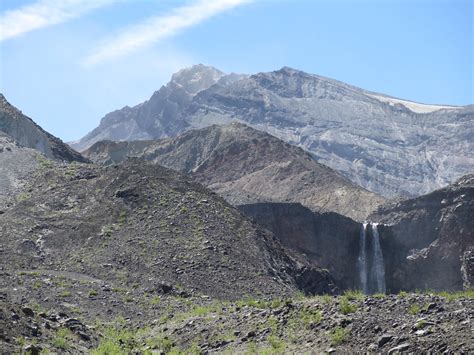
[
  {"left": 371, "top": 174, "right": 474, "bottom": 292},
  {"left": 0, "top": 94, "right": 86, "bottom": 162},
  {"left": 73, "top": 65, "right": 473, "bottom": 198},
  {"left": 0, "top": 132, "right": 42, "bottom": 206},
  {"left": 84, "top": 123, "right": 384, "bottom": 221}
]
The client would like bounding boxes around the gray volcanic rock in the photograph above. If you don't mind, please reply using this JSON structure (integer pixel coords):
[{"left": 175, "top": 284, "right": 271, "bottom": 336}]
[
  {"left": 73, "top": 64, "right": 246, "bottom": 151},
  {"left": 73, "top": 65, "right": 473, "bottom": 198},
  {"left": 84, "top": 123, "right": 385, "bottom": 221},
  {"left": 371, "top": 174, "right": 474, "bottom": 292},
  {"left": 0, "top": 132, "right": 44, "bottom": 207},
  {"left": 0, "top": 158, "right": 335, "bottom": 302},
  {"left": 0, "top": 94, "right": 86, "bottom": 162}
]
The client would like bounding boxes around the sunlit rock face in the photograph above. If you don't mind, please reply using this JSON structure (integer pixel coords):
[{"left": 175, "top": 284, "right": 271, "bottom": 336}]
[
  {"left": 0, "top": 94, "right": 86, "bottom": 163},
  {"left": 74, "top": 65, "right": 473, "bottom": 198}
]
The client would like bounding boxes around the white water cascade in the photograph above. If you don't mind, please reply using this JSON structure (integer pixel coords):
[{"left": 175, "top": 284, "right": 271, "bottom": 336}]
[
  {"left": 357, "top": 223, "right": 368, "bottom": 294},
  {"left": 371, "top": 223, "right": 386, "bottom": 293},
  {"left": 358, "top": 222, "right": 386, "bottom": 294}
]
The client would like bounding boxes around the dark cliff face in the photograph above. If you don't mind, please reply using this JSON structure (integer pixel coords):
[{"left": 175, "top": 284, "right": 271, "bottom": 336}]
[
  {"left": 239, "top": 203, "right": 361, "bottom": 290},
  {"left": 372, "top": 174, "right": 474, "bottom": 292},
  {"left": 84, "top": 123, "right": 384, "bottom": 221},
  {"left": 0, "top": 94, "right": 87, "bottom": 163}
]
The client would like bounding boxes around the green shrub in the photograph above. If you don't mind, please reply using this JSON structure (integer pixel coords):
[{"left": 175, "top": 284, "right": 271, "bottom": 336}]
[
  {"left": 408, "top": 304, "right": 420, "bottom": 315},
  {"left": 339, "top": 297, "right": 357, "bottom": 314},
  {"left": 59, "top": 290, "right": 72, "bottom": 298},
  {"left": 330, "top": 326, "right": 349, "bottom": 345},
  {"left": 53, "top": 328, "right": 72, "bottom": 350},
  {"left": 92, "top": 339, "right": 127, "bottom": 355},
  {"left": 398, "top": 291, "right": 408, "bottom": 298},
  {"left": 343, "top": 289, "right": 364, "bottom": 300}
]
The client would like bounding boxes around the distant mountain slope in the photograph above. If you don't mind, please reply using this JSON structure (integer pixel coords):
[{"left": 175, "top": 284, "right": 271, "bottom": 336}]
[
  {"left": 0, "top": 94, "right": 87, "bottom": 162},
  {"left": 371, "top": 174, "right": 474, "bottom": 291},
  {"left": 72, "top": 64, "right": 246, "bottom": 151},
  {"left": 73, "top": 65, "right": 473, "bottom": 198},
  {"left": 84, "top": 123, "right": 385, "bottom": 221}
]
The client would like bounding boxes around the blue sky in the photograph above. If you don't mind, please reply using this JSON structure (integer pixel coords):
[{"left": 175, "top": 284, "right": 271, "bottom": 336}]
[{"left": 0, "top": 0, "right": 472, "bottom": 142}]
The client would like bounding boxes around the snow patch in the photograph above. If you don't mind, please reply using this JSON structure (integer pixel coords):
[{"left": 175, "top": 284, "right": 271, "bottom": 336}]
[{"left": 369, "top": 94, "right": 460, "bottom": 114}]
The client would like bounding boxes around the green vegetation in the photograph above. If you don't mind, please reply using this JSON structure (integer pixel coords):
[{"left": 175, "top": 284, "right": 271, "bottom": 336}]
[
  {"left": 408, "top": 304, "right": 421, "bottom": 315},
  {"left": 266, "top": 335, "right": 287, "bottom": 353},
  {"left": 150, "top": 296, "right": 161, "bottom": 305},
  {"left": 236, "top": 298, "right": 285, "bottom": 309},
  {"left": 330, "top": 326, "right": 349, "bottom": 345},
  {"left": 118, "top": 210, "right": 127, "bottom": 225},
  {"left": 343, "top": 289, "right": 364, "bottom": 300},
  {"left": 318, "top": 294, "right": 333, "bottom": 304},
  {"left": 16, "top": 192, "right": 31, "bottom": 202},
  {"left": 101, "top": 224, "right": 115, "bottom": 238},
  {"left": 88, "top": 290, "right": 98, "bottom": 297},
  {"left": 59, "top": 290, "right": 72, "bottom": 298},
  {"left": 122, "top": 295, "right": 134, "bottom": 303},
  {"left": 435, "top": 289, "right": 474, "bottom": 301},
  {"left": 52, "top": 328, "right": 73, "bottom": 350},
  {"left": 415, "top": 319, "right": 426, "bottom": 329},
  {"left": 35, "top": 154, "right": 53, "bottom": 169},
  {"left": 339, "top": 297, "right": 358, "bottom": 315},
  {"left": 298, "top": 308, "right": 323, "bottom": 328},
  {"left": 398, "top": 291, "right": 408, "bottom": 298}
]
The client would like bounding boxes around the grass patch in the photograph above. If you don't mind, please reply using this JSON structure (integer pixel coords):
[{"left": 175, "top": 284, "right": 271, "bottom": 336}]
[
  {"left": 52, "top": 328, "right": 73, "bottom": 350},
  {"left": 343, "top": 289, "right": 364, "bottom": 301},
  {"left": 330, "top": 326, "right": 349, "bottom": 345},
  {"left": 408, "top": 304, "right": 420, "bottom": 315},
  {"left": 236, "top": 298, "right": 285, "bottom": 309},
  {"left": 415, "top": 319, "right": 426, "bottom": 329},
  {"left": 435, "top": 289, "right": 474, "bottom": 301},
  {"left": 118, "top": 210, "right": 127, "bottom": 225},
  {"left": 339, "top": 297, "right": 358, "bottom": 315},
  {"left": 267, "top": 335, "right": 287, "bottom": 353},
  {"left": 319, "top": 294, "right": 333, "bottom": 304},
  {"left": 299, "top": 308, "right": 323, "bottom": 328},
  {"left": 59, "top": 290, "right": 72, "bottom": 298},
  {"left": 150, "top": 296, "right": 161, "bottom": 305}
]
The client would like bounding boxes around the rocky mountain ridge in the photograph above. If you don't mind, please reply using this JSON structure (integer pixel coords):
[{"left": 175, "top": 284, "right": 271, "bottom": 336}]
[
  {"left": 72, "top": 65, "right": 473, "bottom": 198},
  {"left": 73, "top": 64, "right": 246, "bottom": 149},
  {"left": 0, "top": 94, "right": 86, "bottom": 163},
  {"left": 84, "top": 123, "right": 385, "bottom": 221}
]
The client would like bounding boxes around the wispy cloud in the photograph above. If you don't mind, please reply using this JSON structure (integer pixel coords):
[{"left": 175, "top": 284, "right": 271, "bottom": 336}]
[
  {"left": 82, "top": 0, "right": 251, "bottom": 67},
  {"left": 0, "top": 0, "right": 114, "bottom": 42}
]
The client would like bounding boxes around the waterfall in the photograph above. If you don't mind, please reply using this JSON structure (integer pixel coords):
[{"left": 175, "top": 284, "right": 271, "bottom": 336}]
[
  {"left": 358, "top": 223, "right": 368, "bottom": 294},
  {"left": 370, "top": 223, "right": 386, "bottom": 293},
  {"left": 358, "top": 222, "right": 386, "bottom": 294}
]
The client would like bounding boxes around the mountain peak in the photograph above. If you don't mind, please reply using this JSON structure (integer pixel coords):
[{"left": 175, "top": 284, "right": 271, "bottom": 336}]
[{"left": 170, "top": 64, "right": 226, "bottom": 95}]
